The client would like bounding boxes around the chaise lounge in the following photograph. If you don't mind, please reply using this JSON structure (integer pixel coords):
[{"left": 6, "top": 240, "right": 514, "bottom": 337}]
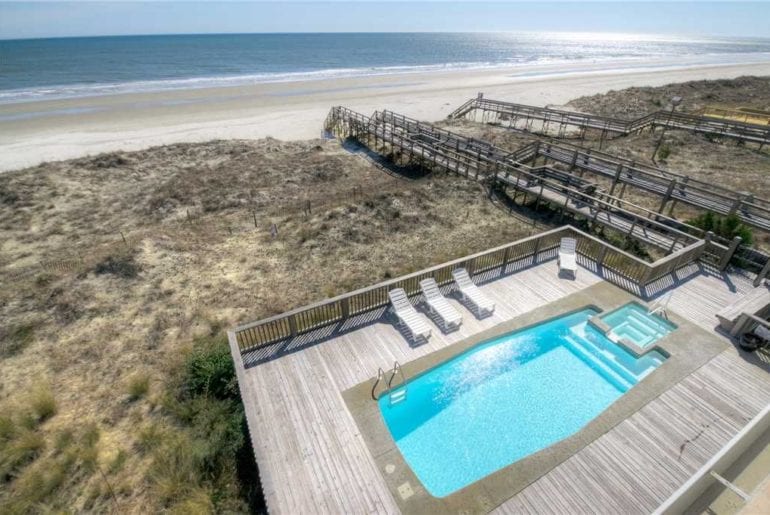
[
  {"left": 558, "top": 237, "right": 578, "bottom": 278},
  {"left": 452, "top": 268, "right": 495, "bottom": 318},
  {"left": 420, "top": 278, "right": 463, "bottom": 331},
  {"left": 388, "top": 288, "right": 432, "bottom": 343}
]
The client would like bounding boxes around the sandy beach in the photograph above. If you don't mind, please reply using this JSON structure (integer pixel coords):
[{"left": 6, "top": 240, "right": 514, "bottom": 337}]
[{"left": 1, "top": 60, "right": 770, "bottom": 171}]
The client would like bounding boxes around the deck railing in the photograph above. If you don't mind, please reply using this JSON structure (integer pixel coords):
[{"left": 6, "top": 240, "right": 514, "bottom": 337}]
[{"left": 231, "top": 225, "right": 709, "bottom": 355}]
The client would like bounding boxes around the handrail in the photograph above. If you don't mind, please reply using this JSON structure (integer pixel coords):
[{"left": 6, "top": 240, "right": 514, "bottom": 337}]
[
  {"left": 377, "top": 108, "right": 726, "bottom": 239},
  {"left": 371, "top": 367, "right": 385, "bottom": 400},
  {"left": 387, "top": 361, "right": 408, "bottom": 405},
  {"left": 451, "top": 96, "right": 770, "bottom": 145},
  {"left": 374, "top": 108, "right": 704, "bottom": 246},
  {"left": 388, "top": 361, "right": 406, "bottom": 390}
]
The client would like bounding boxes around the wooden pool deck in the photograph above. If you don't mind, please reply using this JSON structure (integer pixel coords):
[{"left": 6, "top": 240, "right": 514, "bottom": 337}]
[{"left": 231, "top": 256, "right": 770, "bottom": 514}]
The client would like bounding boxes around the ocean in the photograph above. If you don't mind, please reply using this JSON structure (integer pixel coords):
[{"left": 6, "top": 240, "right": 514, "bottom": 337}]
[{"left": 2, "top": 32, "right": 770, "bottom": 103}]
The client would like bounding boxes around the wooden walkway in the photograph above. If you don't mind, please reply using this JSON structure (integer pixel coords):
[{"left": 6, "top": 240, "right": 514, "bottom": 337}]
[
  {"left": 450, "top": 96, "right": 770, "bottom": 147},
  {"left": 326, "top": 107, "right": 702, "bottom": 254},
  {"left": 234, "top": 259, "right": 770, "bottom": 515}
]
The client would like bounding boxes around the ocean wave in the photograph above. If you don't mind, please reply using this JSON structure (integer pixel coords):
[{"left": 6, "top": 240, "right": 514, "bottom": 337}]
[{"left": 1, "top": 51, "right": 769, "bottom": 104}]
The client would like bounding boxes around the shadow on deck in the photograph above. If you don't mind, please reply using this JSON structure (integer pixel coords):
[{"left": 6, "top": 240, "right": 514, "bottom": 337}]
[{"left": 241, "top": 251, "right": 740, "bottom": 369}]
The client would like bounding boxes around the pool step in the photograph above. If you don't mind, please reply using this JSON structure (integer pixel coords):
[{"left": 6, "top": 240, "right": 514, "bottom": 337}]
[
  {"left": 389, "top": 387, "right": 408, "bottom": 405},
  {"left": 610, "top": 310, "right": 673, "bottom": 347},
  {"left": 630, "top": 310, "right": 673, "bottom": 334},
  {"left": 572, "top": 330, "right": 638, "bottom": 386},
  {"left": 563, "top": 333, "right": 633, "bottom": 392}
]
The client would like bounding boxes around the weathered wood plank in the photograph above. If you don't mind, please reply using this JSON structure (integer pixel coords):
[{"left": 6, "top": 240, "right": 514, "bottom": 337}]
[{"left": 235, "top": 256, "right": 770, "bottom": 514}]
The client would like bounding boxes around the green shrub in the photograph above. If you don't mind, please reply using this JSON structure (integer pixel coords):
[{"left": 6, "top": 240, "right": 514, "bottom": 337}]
[
  {"left": 657, "top": 143, "right": 671, "bottom": 160},
  {"left": 183, "top": 335, "right": 238, "bottom": 401},
  {"left": 689, "top": 212, "right": 754, "bottom": 245},
  {"left": 145, "top": 331, "right": 262, "bottom": 512}
]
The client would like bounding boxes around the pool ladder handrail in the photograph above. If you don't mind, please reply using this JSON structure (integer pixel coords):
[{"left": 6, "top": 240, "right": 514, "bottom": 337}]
[
  {"left": 388, "top": 361, "right": 408, "bottom": 406},
  {"left": 371, "top": 367, "right": 386, "bottom": 400},
  {"left": 648, "top": 293, "right": 672, "bottom": 319}
]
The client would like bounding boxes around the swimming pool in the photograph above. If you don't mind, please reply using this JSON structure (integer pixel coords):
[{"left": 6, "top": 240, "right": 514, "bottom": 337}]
[
  {"left": 602, "top": 303, "right": 676, "bottom": 348},
  {"left": 378, "top": 309, "right": 666, "bottom": 497}
]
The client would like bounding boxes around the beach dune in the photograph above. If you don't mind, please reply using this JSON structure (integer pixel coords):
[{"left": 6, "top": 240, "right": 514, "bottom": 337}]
[{"left": 1, "top": 61, "right": 770, "bottom": 172}]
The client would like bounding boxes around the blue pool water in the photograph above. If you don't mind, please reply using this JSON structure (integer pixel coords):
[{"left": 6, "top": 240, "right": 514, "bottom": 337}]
[
  {"left": 602, "top": 303, "right": 676, "bottom": 348},
  {"left": 378, "top": 309, "right": 665, "bottom": 497}
]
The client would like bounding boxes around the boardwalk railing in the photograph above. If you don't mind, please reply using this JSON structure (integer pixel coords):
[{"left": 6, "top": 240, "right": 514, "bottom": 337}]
[
  {"left": 231, "top": 226, "right": 708, "bottom": 354},
  {"left": 353, "top": 106, "right": 769, "bottom": 270},
  {"left": 329, "top": 106, "right": 704, "bottom": 252},
  {"left": 450, "top": 96, "right": 770, "bottom": 147},
  {"left": 533, "top": 141, "right": 770, "bottom": 231}
]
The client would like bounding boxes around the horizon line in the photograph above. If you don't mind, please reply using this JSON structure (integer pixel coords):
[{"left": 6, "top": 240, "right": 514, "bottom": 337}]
[{"left": 4, "top": 29, "right": 770, "bottom": 43}]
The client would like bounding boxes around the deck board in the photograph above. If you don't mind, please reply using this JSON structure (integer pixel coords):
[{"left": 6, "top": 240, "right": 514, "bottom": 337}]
[{"left": 234, "top": 259, "right": 770, "bottom": 514}]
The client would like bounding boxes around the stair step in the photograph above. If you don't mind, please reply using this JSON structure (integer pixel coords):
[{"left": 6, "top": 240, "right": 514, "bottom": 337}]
[
  {"left": 563, "top": 334, "right": 632, "bottom": 392},
  {"left": 570, "top": 325, "right": 639, "bottom": 384},
  {"left": 627, "top": 309, "right": 672, "bottom": 334}
]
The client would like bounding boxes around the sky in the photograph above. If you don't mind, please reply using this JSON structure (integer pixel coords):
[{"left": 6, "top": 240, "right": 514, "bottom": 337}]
[{"left": 1, "top": 1, "right": 770, "bottom": 40}]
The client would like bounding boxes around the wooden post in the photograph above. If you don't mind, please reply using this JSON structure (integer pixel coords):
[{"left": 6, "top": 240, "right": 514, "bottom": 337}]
[
  {"left": 729, "top": 195, "right": 743, "bottom": 216},
  {"left": 534, "top": 183, "right": 544, "bottom": 211},
  {"left": 627, "top": 219, "right": 637, "bottom": 239},
  {"left": 668, "top": 233, "right": 680, "bottom": 253},
  {"left": 596, "top": 244, "right": 608, "bottom": 267},
  {"left": 288, "top": 315, "right": 298, "bottom": 337},
  {"left": 719, "top": 236, "right": 742, "bottom": 271},
  {"left": 340, "top": 298, "right": 350, "bottom": 319},
  {"left": 658, "top": 179, "right": 677, "bottom": 215},
  {"left": 608, "top": 164, "right": 623, "bottom": 197},
  {"left": 532, "top": 234, "right": 541, "bottom": 261},
  {"left": 618, "top": 182, "right": 627, "bottom": 200},
  {"left": 754, "top": 258, "right": 770, "bottom": 287}
]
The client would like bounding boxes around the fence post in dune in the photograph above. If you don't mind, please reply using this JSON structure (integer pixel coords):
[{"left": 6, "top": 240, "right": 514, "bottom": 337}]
[{"left": 719, "top": 236, "right": 743, "bottom": 271}]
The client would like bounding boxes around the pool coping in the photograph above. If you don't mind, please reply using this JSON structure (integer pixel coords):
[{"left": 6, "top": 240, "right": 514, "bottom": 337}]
[{"left": 341, "top": 280, "right": 728, "bottom": 514}]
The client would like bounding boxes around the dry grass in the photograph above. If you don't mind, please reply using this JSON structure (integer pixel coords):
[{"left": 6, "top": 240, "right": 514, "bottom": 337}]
[
  {"left": 566, "top": 75, "right": 770, "bottom": 118},
  {"left": 0, "top": 136, "right": 536, "bottom": 511}
]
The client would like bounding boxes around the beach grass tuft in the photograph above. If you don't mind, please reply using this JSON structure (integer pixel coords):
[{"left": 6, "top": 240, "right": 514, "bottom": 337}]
[{"left": 126, "top": 371, "right": 151, "bottom": 401}]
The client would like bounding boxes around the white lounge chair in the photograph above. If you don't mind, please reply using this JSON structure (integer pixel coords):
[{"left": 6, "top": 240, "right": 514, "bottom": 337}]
[
  {"left": 558, "top": 237, "right": 578, "bottom": 278},
  {"left": 420, "top": 278, "right": 463, "bottom": 331},
  {"left": 388, "top": 288, "right": 432, "bottom": 342},
  {"left": 452, "top": 268, "right": 495, "bottom": 318}
]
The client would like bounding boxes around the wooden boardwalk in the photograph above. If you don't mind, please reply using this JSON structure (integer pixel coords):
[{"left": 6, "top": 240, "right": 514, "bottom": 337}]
[
  {"left": 326, "top": 107, "right": 703, "bottom": 255},
  {"left": 450, "top": 96, "right": 770, "bottom": 147},
  {"left": 233, "top": 259, "right": 770, "bottom": 514}
]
